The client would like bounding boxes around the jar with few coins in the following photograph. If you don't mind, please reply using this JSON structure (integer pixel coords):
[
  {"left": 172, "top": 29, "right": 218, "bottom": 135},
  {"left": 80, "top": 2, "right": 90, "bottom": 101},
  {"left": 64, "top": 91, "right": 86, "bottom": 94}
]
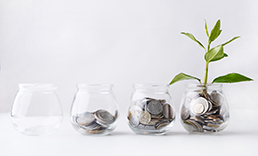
[
  {"left": 70, "top": 84, "right": 119, "bottom": 135},
  {"left": 180, "top": 83, "right": 230, "bottom": 133},
  {"left": 127, "top": 84, "right": 175, "bottom": 135}
]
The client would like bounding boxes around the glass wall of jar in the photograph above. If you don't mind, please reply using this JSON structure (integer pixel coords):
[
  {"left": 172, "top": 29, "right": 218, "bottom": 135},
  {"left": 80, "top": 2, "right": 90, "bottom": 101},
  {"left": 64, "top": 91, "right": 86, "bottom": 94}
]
[
  {"left": 70, "top": 84, "right": 119, "bottom": 135},
  {"left": 180, "top": 83, "right": 230, "bottom": 133},
  {"left": 127, "top": 84, "right": 175, "bottom": 135},
  {"left": 11, "top": 84, "right": 63, "bottom": 136}
]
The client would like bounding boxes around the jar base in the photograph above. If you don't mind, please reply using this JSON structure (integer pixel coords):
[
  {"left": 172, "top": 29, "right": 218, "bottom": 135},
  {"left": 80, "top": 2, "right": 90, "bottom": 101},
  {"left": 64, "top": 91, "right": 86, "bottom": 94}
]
[{"left": 128, "top": 123, "right": 173, "bottom": 135}]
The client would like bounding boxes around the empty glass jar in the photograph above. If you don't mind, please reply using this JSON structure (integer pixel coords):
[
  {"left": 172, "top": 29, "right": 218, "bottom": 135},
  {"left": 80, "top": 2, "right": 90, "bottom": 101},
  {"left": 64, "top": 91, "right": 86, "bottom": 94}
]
[
  {"left": 11, "top": 84, "right": 63, "bottom": 136},
  {"left": 127, "top": 84, "right": 175, "bottom": 135},
  {"left": 180, "top": 83, "right": 230, "bottom": 133},
  {"left": 70, "top": 84, "right": 119, "bottom": 135}
]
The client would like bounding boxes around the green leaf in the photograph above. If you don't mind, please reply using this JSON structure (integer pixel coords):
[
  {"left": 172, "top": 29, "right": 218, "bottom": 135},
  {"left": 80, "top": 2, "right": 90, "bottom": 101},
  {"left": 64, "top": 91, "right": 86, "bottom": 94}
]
[
  {"left": 205, "top": 45, "right": 226, "bottom": 62},
  {"left": 222, "top": 36, "right": 240, "bottom": 46},
  {"left": 212, "top": 73, "right": 253, "bottom": 83},
  {"left": 209, "top": 20, "right": 221, "bottom": 42},
  {"left": 181, "top": 32, "right": 206, "bottom": 50},
  {"left": 169, "top": 73, "right": 201, "bottom": 85},
  {"left": 204, "top": 19, "right": 209, "bottom": 37}
]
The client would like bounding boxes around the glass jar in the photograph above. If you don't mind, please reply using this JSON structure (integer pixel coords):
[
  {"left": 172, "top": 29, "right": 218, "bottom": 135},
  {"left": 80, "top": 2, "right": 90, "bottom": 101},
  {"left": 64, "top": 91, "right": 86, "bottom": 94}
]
[
  {"left": 11, "top": 84, "right": 63, "bottom": 136},
  {"left": 70, "top": 84, "right": 119, "bottom": 135},
  {"left": 180, "top": 83, "right": 230, "bottom": 133},
  {"left": 127, "top": 84, "right": 175, "bottom": 135}
]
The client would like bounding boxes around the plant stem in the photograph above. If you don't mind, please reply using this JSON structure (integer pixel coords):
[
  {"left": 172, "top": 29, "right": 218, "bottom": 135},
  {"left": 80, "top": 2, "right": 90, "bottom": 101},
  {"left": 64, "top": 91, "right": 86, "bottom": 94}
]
[
  {"left": 203, "top": 41, "right": 211, "bottom": 85},
  {"left": 203, "top": 61, "right": 209, "bottom": 85}
]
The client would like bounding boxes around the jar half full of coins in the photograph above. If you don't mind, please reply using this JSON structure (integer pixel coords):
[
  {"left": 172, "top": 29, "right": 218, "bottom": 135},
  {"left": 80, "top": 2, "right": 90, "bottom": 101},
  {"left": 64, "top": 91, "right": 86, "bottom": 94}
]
[
  {"left": 180, "top": 83, "right": 230, "bottom": 133},
  {"left": 127, "top": 84, "right": 175, "bottom": 135},
  {"left": 70, "top": 84, "right": 119, "bottom": 135}
]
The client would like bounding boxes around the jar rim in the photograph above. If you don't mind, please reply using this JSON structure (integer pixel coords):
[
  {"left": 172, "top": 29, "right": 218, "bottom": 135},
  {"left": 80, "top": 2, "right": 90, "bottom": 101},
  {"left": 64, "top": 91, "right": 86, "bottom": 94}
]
[
  {"left": 77, "top": 83, "right": 113, "bottom": 89},
  {"left": 19, "top": 83, "right": 57, "bottom": 89},
  {"left": 133, "top": 83, "right": 169, "bottom": 89},
  {"left": 186, "top": 83, "right": 222, "bottom": 88}
]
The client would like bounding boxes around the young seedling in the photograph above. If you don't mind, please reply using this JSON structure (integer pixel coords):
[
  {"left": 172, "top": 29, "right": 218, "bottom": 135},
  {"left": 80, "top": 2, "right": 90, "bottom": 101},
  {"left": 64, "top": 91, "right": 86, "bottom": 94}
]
[{"left": 169, "top": 19, "right": 253, "bottom": 85}]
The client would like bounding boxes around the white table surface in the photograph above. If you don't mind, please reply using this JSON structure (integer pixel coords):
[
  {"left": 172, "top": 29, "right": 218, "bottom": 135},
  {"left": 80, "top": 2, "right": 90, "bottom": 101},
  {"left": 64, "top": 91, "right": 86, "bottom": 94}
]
[{"left": 1, "top": 110, "right": 258, "bottom": 156}]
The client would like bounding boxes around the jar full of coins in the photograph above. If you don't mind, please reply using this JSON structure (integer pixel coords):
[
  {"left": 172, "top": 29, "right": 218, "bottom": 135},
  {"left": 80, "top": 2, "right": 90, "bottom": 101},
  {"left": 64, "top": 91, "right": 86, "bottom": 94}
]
[
  {"left": 127, "top": 84, "right": 175, "bottom": 135},
  {"left": 180, "top": 83, "right": 229, "bottom": 133},
  {"left": 70, "top": 84, "right": 119, "bottom": 135}
]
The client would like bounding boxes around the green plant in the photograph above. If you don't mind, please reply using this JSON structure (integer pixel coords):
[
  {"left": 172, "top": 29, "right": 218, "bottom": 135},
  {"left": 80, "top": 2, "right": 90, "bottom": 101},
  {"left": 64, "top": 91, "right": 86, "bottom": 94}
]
[{"left": 169, "top": 19, "right": 253, "bottom": 85}]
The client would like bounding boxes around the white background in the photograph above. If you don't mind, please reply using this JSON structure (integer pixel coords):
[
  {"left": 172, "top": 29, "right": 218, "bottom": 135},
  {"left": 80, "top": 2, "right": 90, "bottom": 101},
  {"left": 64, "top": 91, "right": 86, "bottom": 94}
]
[{"left": 0, "top": 0, "right": 258, "bottom": 114}]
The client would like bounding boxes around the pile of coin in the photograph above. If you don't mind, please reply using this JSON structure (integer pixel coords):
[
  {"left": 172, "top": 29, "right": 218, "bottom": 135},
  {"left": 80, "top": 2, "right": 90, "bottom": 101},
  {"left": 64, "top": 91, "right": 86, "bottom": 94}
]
[
  {"left": 72, "top": 109, "right": 117, "bottom": 134},
  {"left": 128, "top": 97, "right": 175, "bottom": 131},
  {"left": 181, "top": 90, "right": 228, "bottom": 133}
]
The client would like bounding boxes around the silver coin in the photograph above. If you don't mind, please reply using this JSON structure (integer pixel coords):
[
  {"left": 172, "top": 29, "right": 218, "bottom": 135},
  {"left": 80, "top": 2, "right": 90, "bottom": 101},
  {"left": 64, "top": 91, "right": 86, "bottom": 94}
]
[
  {"left": 129, "top": 115, "right": 140, "bottom": 127},
  {"left": 129, "top": 105, "right": 143, "bottom": 116},
  {"left": 181, "top": 106, "right": 190, "bottom": 120},
  {"left": 146, "top": 100, "right": 163, "bottom": 115},
  {"left": 75, "top": 112, "right": 95, "bottom": 126},
  {"left": 163, "top": 104, "right": 174, "bottom": 119},
  {"left": 95, "top": 109, "right": 115, "bottom": 125},
  {"left": 204, "top": 118, "right": 223, "bottom": 124},
  {"left": 144, "top": 125, "right": 156, "bottom": 130},
  {"left": 210, "top": 90, "right": 223, "bottom": 106},
  {"left": 184, "top": 119, "right": 204, "bottom": 132},
  {"left": 139, "top": 111, "right": 151, "bottom": 124},
  {"left": 189, "top": 97, "right": 209, "bottom": 115},
  {"left": 82, "top": 120, "right": 101, "bottom": 130}
]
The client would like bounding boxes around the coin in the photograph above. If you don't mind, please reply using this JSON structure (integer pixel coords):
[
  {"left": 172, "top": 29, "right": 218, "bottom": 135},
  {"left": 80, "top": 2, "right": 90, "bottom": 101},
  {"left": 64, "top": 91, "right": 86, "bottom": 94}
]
[
  {"left": 210, "top": 90, "right": 223, "bottom": 106},
  {"left": 129, "top": 115, "right": 140, "bottom": 127},
  {"left": 184, "top": 119, "right": 204, "bottom": 132},
  {"left": 205, "top": 106, "right": 219, "bottom": 115},
  {"left": 146, "top": 99, "right": 163, "bottom": 115},
  {"left": 127, "top": 111, "right": 132, "bottom": 121},
  {"left": 159, "top": 99, "right": 166, "bottom": 104},
  {"left": 95, "top": 109, "right": 115, "bottom": 125},
  {"left": 190, "top": 116, "right": 205, "bottom": 125},
  {"left": 144, "top": 125, "right": 156, "bottom": 130},
  {"left": 81, "top": 120, "right": 101, "bottom": 130},
  {"left": 149, "top": 118, "right": 162, "bottom": 125},
  {"left": 193, "top": 103, "right": 205, "bottom": 114},
  {"left": 114, "top": 110, "right": 118, "bottom": 119},
  {"left": 139, "top": 111, "right": 151, "bottom": 124},
  {"left": 141, "top": 98, "right": 152, "bottom": 110},
  {"left": 190, "top": 97, "right": 209, "bottom": 115},
  {"left": 75, "top": 112, "right": 95, "bottom": 126},
  {"left": 151, "top": 113, "right": 164, "bottom": 119},
  {"left": 87, "top": 126, "right": 107, "bottom": 134},
  {"left": 129, "top": 105, "right": 143, "bottom": 115},
  {"left": 155, "top": 121, "right": 170, "bottom": 129},
  {"left": 163, "top": 104, "right": 173, "bottom": 119},
  {"left": 181, "top": 106, "right": 190, "bottom": 120}
]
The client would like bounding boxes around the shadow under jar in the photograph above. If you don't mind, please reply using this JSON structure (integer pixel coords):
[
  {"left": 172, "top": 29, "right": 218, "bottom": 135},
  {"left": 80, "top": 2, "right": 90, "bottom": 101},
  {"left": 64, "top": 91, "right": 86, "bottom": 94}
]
[
  {"left": 70, "top": 84, "right": 119, "bottom": 135},
  {"left": 180, "top": 83, "right": 230, "bottom": 134},
  {"left": 127, "top": 84, "right": 175, "bottom": 135},
  {"left": 11, "top": 84, "right": 63, "bottom": 136}
]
